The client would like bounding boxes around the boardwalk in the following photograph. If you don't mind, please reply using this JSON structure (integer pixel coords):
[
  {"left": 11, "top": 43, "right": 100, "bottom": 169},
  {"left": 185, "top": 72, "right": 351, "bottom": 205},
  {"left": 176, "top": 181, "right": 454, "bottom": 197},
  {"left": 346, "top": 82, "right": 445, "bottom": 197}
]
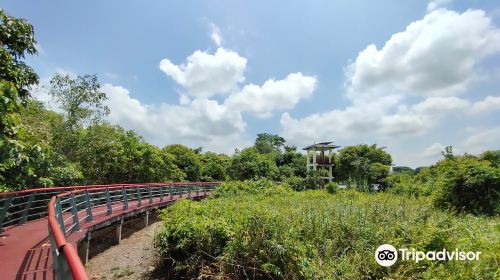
[{"left": 0, "top": 183, "right": 218, "bottom": 279}]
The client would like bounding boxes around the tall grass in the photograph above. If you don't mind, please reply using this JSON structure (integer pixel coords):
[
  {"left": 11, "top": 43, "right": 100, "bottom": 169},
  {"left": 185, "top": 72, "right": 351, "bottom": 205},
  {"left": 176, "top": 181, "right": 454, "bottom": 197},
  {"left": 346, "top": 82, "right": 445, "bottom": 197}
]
[{"left": 155, "top": 185, "right": 499, "bottom": 279}]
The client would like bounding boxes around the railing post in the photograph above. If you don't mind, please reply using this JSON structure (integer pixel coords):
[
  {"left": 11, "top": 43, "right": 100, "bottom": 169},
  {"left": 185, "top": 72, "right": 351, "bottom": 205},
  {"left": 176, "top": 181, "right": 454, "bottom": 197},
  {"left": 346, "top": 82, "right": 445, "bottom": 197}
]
[
  {"left": 196, "top": 185, "right": 200, "bottom": 197},
  {"left": 148, "top": 187, "right": 153, "bottom": 204},
  {"left": 55, "top": 199, "right": 66, "bottom": 236},
  {"left": 188, "top": 185, "right": 192, "bottom": 199},
  {"left": 19, "top": 193, "right": 35, "bottom": 225},
  {"left": 204, "top": 185, "right": 207, "bottom": 196},
  {"left": 122, "top": 187, "right": 128, "bottom": 210},
  {"left": 70, "top": 193, "right": 80, "bottom": 232},
  {"left": 85, "top": 190, "right": 93, "bottom": 222},
  {"left": 137, "top": 188, "right": 142, "bottom": 207},
  {"left": 159, "top": 186, "right": 164, "bottom": 202},
  {"left": 168, "top": 187, "right": 172, "bottom": 200},
  {"left": 106, "top": 188, "right": 112, "bottom": 215},
  {"left": 0, "top": 196, "right": 13, "bottom": 232}
]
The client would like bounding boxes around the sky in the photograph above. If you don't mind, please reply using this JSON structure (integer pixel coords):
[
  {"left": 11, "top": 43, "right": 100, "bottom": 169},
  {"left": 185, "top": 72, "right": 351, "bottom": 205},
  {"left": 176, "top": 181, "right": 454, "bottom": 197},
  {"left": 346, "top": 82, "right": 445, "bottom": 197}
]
[{"left": 2, "top": 0, "right": 500, "bottom": 167}]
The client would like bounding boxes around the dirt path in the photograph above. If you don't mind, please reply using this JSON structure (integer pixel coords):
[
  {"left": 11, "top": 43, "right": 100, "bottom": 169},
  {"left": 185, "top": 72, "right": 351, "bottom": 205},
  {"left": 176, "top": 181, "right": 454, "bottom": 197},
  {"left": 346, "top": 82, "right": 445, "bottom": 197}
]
[{"left": 86, "top": 220, "right": 164, "bottom": 280}]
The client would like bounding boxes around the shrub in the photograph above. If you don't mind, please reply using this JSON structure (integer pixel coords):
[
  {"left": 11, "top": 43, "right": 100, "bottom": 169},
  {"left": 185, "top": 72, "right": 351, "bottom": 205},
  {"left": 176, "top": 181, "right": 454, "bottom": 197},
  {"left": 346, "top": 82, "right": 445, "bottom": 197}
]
[
  {"left": 283, "top": 176, "right": 305, "bottom": 191},
  {"left": 325, "top": 182, "right": 338, "bottom": 194},
  {"left": 50, "top": 163, "right": 84, "bottom": 186},
  {"left": 434, "top": 157, "right": 500, "bottom": 216},
  {"left": 155, "top": 189, "right": 499, "bottom": 279},
  {"left": 212, "top": 178, "right": 291, "bottom": 198},
  {"left": 35, "top": 177, "right": 54, "bottom": 188},
  {"left": 304, "top": 170, "right": 325, "bottom": 189},
  {"left": 386, "top": 173, "right": 437, "bottom": 198}
]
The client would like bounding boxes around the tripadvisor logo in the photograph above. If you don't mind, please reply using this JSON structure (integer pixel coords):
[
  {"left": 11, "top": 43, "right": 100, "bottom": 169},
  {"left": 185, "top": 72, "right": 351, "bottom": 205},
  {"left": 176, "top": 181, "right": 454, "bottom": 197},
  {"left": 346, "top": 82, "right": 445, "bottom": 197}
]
[{"left": 375, "top": 244, "right": 481, "bottom": 267}]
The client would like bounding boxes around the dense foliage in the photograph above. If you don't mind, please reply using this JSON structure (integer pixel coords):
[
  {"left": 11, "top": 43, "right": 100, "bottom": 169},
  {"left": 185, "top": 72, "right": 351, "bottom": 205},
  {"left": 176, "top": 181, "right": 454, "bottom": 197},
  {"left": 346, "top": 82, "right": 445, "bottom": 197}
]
[
  {"left": 388, "top": 153, "right": 500, "bottom": 216},
  {"left": 0, "top": 9, "right": 46, "bottom": 190},
  {"left": 335, "top": 144, "right": 392, "bottom": 189},
  {"left": 156, "top": 183, "right": 499, "bottom": 279}
]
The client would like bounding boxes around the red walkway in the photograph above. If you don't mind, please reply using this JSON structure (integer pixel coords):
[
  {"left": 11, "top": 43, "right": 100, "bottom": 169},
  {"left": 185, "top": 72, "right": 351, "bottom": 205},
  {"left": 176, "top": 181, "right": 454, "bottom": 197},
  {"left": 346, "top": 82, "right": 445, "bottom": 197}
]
[{"left": 0, "top": 193, "right": 205, "bottom": 279}]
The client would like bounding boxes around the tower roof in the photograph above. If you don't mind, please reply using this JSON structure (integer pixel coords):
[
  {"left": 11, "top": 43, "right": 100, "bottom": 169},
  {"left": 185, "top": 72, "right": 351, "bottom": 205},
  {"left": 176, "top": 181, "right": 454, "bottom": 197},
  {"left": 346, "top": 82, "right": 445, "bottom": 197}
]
[{"left": 303, "top": 142, "right": 340, "bottom": 151}]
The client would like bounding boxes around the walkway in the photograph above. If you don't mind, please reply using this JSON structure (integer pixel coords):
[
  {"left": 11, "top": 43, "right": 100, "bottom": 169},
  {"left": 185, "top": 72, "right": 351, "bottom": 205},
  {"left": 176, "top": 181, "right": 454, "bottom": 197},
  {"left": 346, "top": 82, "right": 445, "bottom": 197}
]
[{"left": 0, "top": 183, "right": 219, "bottom": 279}]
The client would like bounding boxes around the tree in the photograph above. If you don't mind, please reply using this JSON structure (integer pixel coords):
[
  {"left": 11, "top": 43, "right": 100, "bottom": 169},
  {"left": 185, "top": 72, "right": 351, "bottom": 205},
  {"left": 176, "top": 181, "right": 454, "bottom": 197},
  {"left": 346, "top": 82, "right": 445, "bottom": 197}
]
[
  {"left": 47, "top": 73, "right": 110, "bottom": 164},
  {"left": 163, "top": 144, "right": 202, "bottom": 181},
  {"left": 49, "top": 73, "right": 110, "bottom": 128},
  {"left": 199, "top": 152, "right": 230, "bottom": 181},
  {"left": 392, "top": 166, "right": 414, "bottom": 175},
  {"left": 228, "top": 147, "right": 278, "bottom": 180},
  {"left": 441, "top": 145, "right": 454, "bottom": 160},
  {"left": 480, "top": 150, "right": 500, "bottom": 167},
  {"left": 0, "top": 9, "right": 47, "bottom": 190},
  {"left": 254, "top": 133, "right": 285, "bottom": 154},
  {"left": 433, "top": 156, "right": 500, "bottom": 216},
  {"left": 0, "top": 9, "right": 39, "bottom": 99},
  {"left": 336, "top": 144, "right": 392, "bottom": 189}
]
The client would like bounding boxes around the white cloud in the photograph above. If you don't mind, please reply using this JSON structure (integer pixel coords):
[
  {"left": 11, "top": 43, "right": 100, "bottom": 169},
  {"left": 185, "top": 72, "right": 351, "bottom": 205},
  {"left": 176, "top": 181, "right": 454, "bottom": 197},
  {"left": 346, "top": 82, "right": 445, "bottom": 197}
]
[
  {"left": 102, "top": 84, "right": 247, "bottom": 153},
  {"left": 345, "top": 9, "right": 500, "bottom": 103},
  {"left": 209, "top": 22, "right": 224, "bottom": 47},
  {"left": 422, "top": 142, "right": 446, "bottom": 158},
  {"left": 281, "top": 9, "right": 500, "bottom": 164},
  {"left": 159, "top": 47, "right": 247, "bottom": 98},
  {"left": 224, "top": 73, "right": 317, "bottom": 118},
  {"left": 427, "top": 0, "right": 452, "bottom": 13},
  {"left": 470, "top": 96, "right": 500, "bottom": 114},
  {"left": 463, "top": 126, "right": 500, "bottom": 153},
  {"left": 280, "top": 96, "right": 468, "bottom": 147}
]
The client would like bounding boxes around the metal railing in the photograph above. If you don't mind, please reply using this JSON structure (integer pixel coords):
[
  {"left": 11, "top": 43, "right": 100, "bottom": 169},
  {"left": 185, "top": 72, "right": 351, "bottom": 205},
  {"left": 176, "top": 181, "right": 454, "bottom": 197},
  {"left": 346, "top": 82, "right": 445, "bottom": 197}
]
[
  {"left": 1, "top": 182, "right": 220, "bottom": 280},
  {"left": 0, "top": 184, "right": 148, "bottom": 232}
]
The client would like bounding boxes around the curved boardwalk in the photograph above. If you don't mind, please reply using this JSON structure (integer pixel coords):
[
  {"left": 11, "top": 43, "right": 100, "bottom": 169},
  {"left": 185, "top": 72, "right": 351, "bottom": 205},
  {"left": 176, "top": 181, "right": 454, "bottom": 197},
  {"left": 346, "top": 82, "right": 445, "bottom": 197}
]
[{"left": 0, "top": 183, "right": 215, "bottom": 280}]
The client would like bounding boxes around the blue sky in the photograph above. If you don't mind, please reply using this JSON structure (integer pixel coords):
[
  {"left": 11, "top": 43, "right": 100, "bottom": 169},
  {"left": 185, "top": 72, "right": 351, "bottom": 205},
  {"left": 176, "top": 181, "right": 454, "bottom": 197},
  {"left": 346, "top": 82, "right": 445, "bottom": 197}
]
[{"left": 3, "top": 0, "right": 500, "bottom": 167}]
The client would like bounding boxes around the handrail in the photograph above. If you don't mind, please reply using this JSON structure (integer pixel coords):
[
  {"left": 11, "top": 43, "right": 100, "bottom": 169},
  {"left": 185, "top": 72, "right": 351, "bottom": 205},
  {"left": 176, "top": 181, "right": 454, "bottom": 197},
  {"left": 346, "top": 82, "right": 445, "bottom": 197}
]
[{"left": 45, "top": 182, "right": 221, "bottom": 279}]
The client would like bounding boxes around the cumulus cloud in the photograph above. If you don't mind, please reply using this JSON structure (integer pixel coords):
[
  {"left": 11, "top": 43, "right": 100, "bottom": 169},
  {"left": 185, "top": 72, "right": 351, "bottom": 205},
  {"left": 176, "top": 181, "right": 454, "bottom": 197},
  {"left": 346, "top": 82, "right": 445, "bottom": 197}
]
[
  {"left": 102, "top": 84, "right": 247, "bottom": 153},
  {"left": 281, "top": 96, "right": 468, "bottom": 147},
  {"left": 159, "top": 48, "right": 247, "bottom": 98},
  {"left": 209, "top": 22, "right": 223, "bottom": 47},
  {"left": 427, "top": 0, "right": 453, "bottom": 12},
  {"left": 282, "top": 8, "right": 500, "bottom": 155},
  {"left": 470, "top": 96, "right": 500, "bottom": 114},
  {"left": 422, "top": 142, "right": 446, "bottom": 158},
  {"left": 345, "top": 9, "right": 500, "bottom": 102},
  {"left": 224, "top": 73, "right": 317, "bottom": 118},
  {"left": 463, "top": 126, "right": 500, "bottom": 153}
]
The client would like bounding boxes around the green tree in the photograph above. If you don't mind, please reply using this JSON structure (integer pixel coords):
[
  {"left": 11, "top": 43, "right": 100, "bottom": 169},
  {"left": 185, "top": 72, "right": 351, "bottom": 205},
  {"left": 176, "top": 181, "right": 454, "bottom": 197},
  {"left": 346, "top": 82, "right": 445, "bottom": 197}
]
[
  {"left": 433, "top": 156, "right": 500, "bottom": 216},
  {"left": 480, "top": 150, "right": 500, "bottom": 167},
  {"left": 48, "top": 73, "right": 109, "bottom": 164},
  {"left": 336, "top": 144, "right": 392, "bottom": 189},
  {"left": 441, "top": 145, "right": 454, "bottom": 160},
  {"left": 0, "top": 9, "right": 38, "bottom": 99},
  {"left": 254, "top": 133, "right": 285, "bottom": 154},
  {"left": 0, "top": 9, "right": 47, "bottom": 190},
  {"left": 163, "top": 144, "right": 201, "bottom": 181},
  {"left": 48, "top": 73, "right": 109, "bottom": 128},
  {"left": 199, "top": 152, "right": 230, "bottom": 181},
  {"left": 392, "top": 166, "right": 414, "bottom": 175},
  {"left": 228, "top": 147, "right": 278, "bottom": 180}
]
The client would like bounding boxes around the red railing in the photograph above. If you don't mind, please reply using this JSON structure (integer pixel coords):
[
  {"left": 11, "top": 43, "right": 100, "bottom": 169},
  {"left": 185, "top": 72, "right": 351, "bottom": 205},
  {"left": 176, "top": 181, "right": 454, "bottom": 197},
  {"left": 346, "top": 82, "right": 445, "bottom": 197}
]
[{"left": 4, "top": 182, "right": 221, "bottom": 280}]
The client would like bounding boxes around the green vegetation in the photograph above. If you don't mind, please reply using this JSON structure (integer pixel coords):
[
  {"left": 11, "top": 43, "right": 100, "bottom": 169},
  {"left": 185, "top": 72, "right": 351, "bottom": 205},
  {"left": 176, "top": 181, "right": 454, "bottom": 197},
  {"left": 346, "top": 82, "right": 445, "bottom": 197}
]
[
  {"left": 388, "top": 154, "right": 500, "bottom": 216},
  {"left": 334, "top": 144, "right": 392, "bottom": 190},
  {"left": 155, "top": 182, "right": 499, "bottom": 279}
]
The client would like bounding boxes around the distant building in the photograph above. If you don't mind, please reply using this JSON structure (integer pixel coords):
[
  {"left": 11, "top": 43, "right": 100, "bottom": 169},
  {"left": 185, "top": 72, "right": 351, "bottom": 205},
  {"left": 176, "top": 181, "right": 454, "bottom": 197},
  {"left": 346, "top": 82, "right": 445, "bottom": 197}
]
[{"left": 303, "top": 142, "right": 340, "bottom": 182}]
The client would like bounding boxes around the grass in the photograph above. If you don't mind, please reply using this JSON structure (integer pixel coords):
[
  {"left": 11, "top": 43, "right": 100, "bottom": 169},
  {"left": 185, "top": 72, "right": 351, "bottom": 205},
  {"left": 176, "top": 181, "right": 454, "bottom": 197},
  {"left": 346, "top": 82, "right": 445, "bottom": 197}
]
[
  {"left": 111, "top": 266, "right": 135, "bottom": 278},
  {"left": 155, "top": 185, "right": 499, "bottom": 279}
]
